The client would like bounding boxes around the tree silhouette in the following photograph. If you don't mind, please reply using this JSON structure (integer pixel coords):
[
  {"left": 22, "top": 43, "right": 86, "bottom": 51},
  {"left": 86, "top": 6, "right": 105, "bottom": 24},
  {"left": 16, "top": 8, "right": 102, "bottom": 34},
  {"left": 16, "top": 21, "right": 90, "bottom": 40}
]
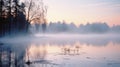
[
  {"left": 0, "top": 0, "right": 30, "bottom": 37},
  {"left": 24, "top": 0, "right": 47, "bottom": 32}
]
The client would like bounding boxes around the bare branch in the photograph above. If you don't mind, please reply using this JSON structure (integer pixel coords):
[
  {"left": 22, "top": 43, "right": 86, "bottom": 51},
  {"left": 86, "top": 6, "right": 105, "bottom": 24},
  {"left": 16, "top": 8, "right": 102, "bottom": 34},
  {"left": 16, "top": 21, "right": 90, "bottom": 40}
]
[{"left": 24, "top": 0, "right": 47, "bottom": 24}]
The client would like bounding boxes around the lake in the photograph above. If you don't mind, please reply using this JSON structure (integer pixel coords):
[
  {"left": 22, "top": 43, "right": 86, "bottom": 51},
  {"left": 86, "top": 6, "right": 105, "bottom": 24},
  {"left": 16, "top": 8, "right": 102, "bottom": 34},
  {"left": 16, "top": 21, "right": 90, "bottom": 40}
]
[{"left": 0, "top": 34, "right": 120, "bottom": 67}]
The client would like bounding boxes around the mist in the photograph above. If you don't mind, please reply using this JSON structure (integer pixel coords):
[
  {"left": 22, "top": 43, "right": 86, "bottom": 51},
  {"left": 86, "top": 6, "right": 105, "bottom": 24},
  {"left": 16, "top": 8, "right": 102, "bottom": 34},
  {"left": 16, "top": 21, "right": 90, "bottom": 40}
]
[
  {"left": 0, "top": 0, "right": 120, "bottom": 67},
  {"left": 0, "top": 33, "right": 120, "bottom": 45},
  {"left": 1, "top": 22, "right": 120, "bottom": 45},
  {"left": 1, "top": 22, "right": 120, "bottom": 67},
  {"left": 30, "top": 22, "right": 120, "bottom": 34}
]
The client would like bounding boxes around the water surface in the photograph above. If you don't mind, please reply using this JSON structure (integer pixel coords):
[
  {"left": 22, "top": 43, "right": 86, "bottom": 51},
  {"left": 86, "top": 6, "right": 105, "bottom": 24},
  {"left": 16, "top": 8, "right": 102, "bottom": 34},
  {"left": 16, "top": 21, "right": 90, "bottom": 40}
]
[{"left": 0, "top": 34, "right": 120, "bottom": 67}]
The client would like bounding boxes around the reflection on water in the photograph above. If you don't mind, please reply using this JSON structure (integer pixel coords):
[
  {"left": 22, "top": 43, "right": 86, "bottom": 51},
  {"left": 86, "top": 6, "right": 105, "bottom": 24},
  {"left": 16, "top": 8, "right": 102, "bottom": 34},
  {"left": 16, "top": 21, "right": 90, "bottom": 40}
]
[
  {"left": 0, "top": 43, "right": 25, "bottom": 67},
  {"left": 0, "top": 36, "right": 120, "bottom": 67},
  {"left": 26, "top": 42, "right": 120, "bottom": 67}
]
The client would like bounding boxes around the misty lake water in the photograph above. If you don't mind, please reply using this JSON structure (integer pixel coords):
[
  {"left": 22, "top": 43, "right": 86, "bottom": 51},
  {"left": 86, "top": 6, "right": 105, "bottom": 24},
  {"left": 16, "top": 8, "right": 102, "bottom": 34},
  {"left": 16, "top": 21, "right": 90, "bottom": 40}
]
[{"left": 0, "top": 34, "right": 120, "bottom": 67}]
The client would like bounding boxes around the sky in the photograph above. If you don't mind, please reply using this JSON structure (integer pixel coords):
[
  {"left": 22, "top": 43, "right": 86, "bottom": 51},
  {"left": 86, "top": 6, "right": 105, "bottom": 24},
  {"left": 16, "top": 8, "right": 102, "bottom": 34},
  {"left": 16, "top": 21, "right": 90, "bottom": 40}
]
[{"left": 43, "top": 0, "right": 120, "bottom": 26}]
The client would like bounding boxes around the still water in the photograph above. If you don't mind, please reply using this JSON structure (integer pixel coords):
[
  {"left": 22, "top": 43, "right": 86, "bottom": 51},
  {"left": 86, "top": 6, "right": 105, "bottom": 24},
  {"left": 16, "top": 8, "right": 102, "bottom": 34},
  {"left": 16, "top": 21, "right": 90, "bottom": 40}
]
[{"left": 0, "top": 34, "right": 120, "bottom": 67}]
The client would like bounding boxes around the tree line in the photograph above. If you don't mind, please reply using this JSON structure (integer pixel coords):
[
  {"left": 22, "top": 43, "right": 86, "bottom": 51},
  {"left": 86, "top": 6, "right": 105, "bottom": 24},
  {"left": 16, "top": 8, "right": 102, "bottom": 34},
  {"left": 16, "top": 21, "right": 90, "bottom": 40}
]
[
  {"left": 0, "top": 0, "right": 47, "bottom": 37},
  {"left": 0, "top": 0, "right": 30, "bottom": 37},
  {"left": 33, "top": 21, "right": 120, "bottom": 34}
]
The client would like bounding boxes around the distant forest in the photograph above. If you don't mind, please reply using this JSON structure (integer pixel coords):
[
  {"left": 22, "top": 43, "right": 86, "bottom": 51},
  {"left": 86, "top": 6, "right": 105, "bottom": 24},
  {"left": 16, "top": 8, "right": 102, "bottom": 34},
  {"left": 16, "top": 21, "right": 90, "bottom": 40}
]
[{"left": 32, "top": 21, "right": 120, "bottom": 34}]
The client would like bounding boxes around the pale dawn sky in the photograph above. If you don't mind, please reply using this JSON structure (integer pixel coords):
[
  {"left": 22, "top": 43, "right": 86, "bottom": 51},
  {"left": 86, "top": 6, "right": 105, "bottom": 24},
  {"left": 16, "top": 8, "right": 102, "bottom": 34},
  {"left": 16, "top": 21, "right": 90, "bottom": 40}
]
[{"left": 43, "top": 0, "right": 120, "bottom": 26}]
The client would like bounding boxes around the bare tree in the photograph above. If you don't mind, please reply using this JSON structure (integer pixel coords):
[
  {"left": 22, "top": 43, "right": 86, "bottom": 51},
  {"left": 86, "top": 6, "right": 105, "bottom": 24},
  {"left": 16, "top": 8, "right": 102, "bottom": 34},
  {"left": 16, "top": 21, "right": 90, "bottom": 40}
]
[{"left": 24, "top": 0, "right": 47, "bottom": 24}]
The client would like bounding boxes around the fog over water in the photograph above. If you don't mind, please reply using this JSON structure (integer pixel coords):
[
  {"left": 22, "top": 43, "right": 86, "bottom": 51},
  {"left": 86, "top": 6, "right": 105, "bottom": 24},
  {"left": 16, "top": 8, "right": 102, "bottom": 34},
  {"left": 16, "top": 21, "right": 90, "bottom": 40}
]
[
  {"left": 0, "top": 33, "right": 120, "bottom": 44},
  {"left": 0, "top": 34, "right": 120, "bottom": 67},
  {"left": 0, "top": 0, "right": 120, "bottom": 67}
]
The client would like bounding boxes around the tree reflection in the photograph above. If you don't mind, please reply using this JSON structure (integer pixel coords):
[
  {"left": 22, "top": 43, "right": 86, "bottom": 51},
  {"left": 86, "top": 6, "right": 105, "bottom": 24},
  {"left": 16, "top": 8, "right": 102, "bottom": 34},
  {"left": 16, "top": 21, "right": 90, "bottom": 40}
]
[{"left": 0, "top": 43, "right": 25, "bottom": 67}]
